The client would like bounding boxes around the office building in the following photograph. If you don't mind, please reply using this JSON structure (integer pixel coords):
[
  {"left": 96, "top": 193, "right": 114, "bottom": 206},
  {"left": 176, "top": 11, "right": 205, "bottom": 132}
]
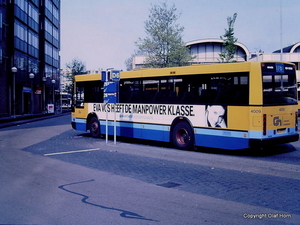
[
  {"left": 132, "top": 39, "right": 250, "bottom": 69},
  {"left": 0, "top": 0, "right": 60, "bottom": 117}
]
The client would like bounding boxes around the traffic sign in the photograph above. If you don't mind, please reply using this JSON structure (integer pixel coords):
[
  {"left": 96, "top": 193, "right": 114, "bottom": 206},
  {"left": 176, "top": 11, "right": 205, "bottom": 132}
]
[{"left": 111, "top": 70, "right": 120, "bottom": 81}]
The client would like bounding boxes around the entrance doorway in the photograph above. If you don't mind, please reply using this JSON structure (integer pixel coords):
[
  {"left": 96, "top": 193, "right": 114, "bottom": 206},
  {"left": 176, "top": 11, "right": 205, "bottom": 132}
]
[{"left": 23, "top": 92, "right": 31, "bottom": 114}]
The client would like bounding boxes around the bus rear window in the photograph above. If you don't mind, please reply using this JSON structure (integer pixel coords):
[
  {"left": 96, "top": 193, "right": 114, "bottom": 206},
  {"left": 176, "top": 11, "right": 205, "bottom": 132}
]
[{"left": 263, "top": 74, "right": 297, "bottom": 105}]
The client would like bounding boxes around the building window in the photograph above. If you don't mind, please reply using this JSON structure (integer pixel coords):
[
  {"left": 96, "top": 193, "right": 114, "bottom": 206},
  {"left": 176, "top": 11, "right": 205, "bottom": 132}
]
[
  {"left": 14, "top": 21, "right": 28, "bottom": 42},
  {"left": 0, "top": 10, "right": 2, "bottom": 28},
  {"left": 28, "top": 30, "right": 38, "bottom": 48},
  {"left": 45, "top": 42, "right": 53, "bottom": 57},
  {"left": 15, "top": 0, "right": 28, "bottom": 12},
  {"left": 14, "top": 20, "right": 28, "bottom": 53},
  {"left": 28, "top": 57, "right": 39, "bottom": 74},
  {"left": 29, "top": 3, "right": 39, "bottom": 23},
  {"left": 45, "top": 0, "right": 53, "bottom": 14},
  {"left": 53, "top": 6, "right": 59, "bottom": 21},
  {"left": 28, "top": 30, "right": 39, "bottom": 57},
  {"left": 0, "top": 10, "right": 2, "bottom": 42},
  {"left": 31, "top": 0, "right": 39, "bottom": 7},
  {"left": 45, "top": 42, "right": 54, "bottom": 65},
  {"left": 53, "top": 26, "right": 58, "bottom": 40},
  {"left": 0, "top": 47, "right": 2, "bottom": 64},
  {"left": 14, "top": 53, "right": 27, "bottom": 71},
  {"left": 45, "top": 19, "right": 53, "bottom": 42}
]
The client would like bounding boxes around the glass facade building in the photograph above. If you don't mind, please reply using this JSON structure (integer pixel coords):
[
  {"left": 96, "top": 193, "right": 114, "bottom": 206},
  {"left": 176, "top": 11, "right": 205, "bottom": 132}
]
[{"left": 0, "top": 0, "right": 60, "bottom": 117}]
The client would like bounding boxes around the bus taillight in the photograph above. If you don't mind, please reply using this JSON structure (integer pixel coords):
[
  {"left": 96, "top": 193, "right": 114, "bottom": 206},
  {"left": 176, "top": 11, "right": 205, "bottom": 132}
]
[{"left": 263, "top": 114, "right": 267, "bottom": 135}]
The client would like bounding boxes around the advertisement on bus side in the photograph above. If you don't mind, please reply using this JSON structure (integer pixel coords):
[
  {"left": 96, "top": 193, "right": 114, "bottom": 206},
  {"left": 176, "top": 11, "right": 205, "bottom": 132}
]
[{"left": 90, "top": 103, "right": 227, "bottom": 128}]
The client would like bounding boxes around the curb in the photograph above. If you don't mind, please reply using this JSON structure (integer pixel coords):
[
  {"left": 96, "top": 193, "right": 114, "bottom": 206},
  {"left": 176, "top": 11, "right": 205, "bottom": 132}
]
[{"left": 0, "top": 112, "right": 70, "bottom": 129}]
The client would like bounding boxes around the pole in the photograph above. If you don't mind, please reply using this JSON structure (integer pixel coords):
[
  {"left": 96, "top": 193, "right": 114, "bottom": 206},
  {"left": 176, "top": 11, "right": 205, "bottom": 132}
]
[
  {"left": 11, "top": 67, "right": 17, "bottom": 118},
  {"left": 60, "top": 90, "right": 62, "bottom": 113},
  {"left": 31, "top": 80, "right": 34, "bottom": 114},
  {"left": 106, "top": 103, "right": 108, "bottom": 143},
  {"left": 105, "top": 70, "right": 108, "bottom": 144},
  {"left": 52, "top": 85, "right": 54, "bottom": 103},
  {"left": 52, "top": 79, "right": 55, "bottom": 113},
  {"left": 114, "top": 102, "right": 116, "bottom": 145},
  {"left": 42, "top": 77, "right": 46, "bottom": 113},
  {"left": 280, "top": 0, "right": 283, "bottom": 61},
  {"left": 29, "top": 73, "right": 35, "bottom": 115},
  {"left": 13, "top": 72, "right": 16, "bottom": 117}
]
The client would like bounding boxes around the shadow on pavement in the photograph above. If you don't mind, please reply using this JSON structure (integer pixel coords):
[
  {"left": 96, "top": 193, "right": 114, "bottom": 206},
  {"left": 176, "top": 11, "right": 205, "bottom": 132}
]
[{"left": 76, "top": 132, "right": 297, "bottom": 157}]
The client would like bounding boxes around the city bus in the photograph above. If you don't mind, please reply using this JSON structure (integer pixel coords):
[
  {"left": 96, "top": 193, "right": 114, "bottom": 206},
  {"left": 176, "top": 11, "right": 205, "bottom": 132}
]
[{"left": 71, "top": 61, "right": 299, "bottom": 150}]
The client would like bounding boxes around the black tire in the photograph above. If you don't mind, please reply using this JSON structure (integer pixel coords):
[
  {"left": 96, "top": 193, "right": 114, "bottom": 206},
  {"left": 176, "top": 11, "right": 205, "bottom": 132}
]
[
  {"left": 172, "top": 122, "right": 194, "bottom": 150},
  {"left": 89, "top": 117, "right": 101, "bottom": 138}
]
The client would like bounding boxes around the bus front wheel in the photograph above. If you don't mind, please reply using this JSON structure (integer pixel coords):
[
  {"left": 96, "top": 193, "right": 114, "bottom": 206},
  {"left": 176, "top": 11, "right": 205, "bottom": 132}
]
[
  {"left": 172, "top": 122, "right": 194, "bottom": 150},
  {"left": 90, "top": 117, "right": 101, "bottom": 138}
]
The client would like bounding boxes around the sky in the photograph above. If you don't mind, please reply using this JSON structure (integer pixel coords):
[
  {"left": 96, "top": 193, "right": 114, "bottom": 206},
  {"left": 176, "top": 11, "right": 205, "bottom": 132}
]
[{"left": 60, "top": 0, "right": 300, "bottom": 71}]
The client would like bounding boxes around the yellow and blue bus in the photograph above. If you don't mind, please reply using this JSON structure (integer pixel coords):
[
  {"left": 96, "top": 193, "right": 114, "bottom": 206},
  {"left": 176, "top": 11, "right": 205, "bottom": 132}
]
[{"left": 71, "top": 61, "right": 299, "bottom": 150}]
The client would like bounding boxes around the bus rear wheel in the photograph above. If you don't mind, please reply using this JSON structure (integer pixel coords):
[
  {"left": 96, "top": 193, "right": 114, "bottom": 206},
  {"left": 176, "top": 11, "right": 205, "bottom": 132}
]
[
  {"left": 172, "top": 122, "right": 194, "bottom": 150},
  {"left": 90, "top": 117, "right": 101, "bottom": 138}
]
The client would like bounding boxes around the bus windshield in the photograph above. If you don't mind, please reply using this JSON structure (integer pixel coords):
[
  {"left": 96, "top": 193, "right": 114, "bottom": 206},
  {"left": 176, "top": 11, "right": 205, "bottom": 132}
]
[{"left": 262, "top": 63, "right": 297, "bottom": 105}]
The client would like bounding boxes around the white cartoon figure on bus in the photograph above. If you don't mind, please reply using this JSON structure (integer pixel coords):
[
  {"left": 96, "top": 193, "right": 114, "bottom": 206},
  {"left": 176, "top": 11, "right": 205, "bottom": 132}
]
[{"left": 205, "top": 105, "right": 227, "bottom": 128}]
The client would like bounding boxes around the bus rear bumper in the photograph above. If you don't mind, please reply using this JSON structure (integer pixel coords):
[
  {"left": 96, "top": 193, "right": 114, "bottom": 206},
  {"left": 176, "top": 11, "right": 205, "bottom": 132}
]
[
  {"left": 71, "top": 121, "right": 76, "bottom": 130},
  {"left": 249, "top": 133, "right": 299, "bottom": 148},
  {"left": 71, "top": 119, "right": 87, "bottom": 132}
]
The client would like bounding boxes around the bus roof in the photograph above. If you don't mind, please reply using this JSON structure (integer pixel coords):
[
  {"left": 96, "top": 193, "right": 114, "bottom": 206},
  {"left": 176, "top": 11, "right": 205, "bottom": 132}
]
[
  {"left": 120, "top": 61, "right": 294, "bottom": 79},
  {"left": 120, "top": 62, "right": 253, "bottom": 79},
  {"left": 74, "top": 73, "right": 102, "bottom": 82},
  {"left": 74, "top": 61, "right": 295, "bottom": 81}
]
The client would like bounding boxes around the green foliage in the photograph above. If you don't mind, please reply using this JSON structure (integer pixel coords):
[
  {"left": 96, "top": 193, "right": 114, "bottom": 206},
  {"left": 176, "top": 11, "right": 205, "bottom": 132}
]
[
  {"left": 135, "top": 2, "right": 193, "bottom": 68},
  {"left": 125, "top": 54, "right": 135, "bottom": 71},
  {"left": 219, "top": 13, "right": 238, "bottom": 63},
  {"left": 64, "top": 58, "right": 86, "bottom": 93},
  {"left": 66, "top": 58, "right": 87, "bottom": 75}
]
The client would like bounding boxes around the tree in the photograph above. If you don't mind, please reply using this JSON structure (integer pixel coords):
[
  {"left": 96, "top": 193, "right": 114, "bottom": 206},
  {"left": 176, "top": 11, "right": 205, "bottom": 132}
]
[
  {"left": 64, "top": 58, "right": 86, "bottom": 94},
  {"left": 125, "top": 54, "right": 135, "bottom": 71},
  {"left": 135, "top": 2, "right": 193, "bottom": 68},
  {"left": 219, "top": 13, "right": 238, "bottom": 63}
]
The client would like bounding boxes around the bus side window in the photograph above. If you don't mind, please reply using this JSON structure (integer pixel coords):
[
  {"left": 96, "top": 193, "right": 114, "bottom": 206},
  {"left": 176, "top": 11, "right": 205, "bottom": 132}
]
[
  {"left": 82, "top": 81, "right": 104, "bottom": 103},
  {"left": 142, "top": 91, "right": 153, "bottom": 103},
  {"left": 152, "top": 91, "right": 166, "bottom": 103},
  {"left": 129, "top": 91, "right": 142, "bottom": 103},
  {"left": 168, "top": 91, "right": 178, "bottom": 103},
  {"left": 234, "top": 90, "right": 247, "bottom": 104},
  {"left": 181, "top": 91, "right": 195, "bottom": 103},
  {"left": 199, "top": 89, "right": 217, "bottom": 103}
]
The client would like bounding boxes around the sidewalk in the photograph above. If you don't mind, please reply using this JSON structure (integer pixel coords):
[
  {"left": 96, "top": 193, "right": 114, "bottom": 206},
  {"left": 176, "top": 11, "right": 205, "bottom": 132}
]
[{"left": 0, "top": 111, "right": 70, "bottom": 129}]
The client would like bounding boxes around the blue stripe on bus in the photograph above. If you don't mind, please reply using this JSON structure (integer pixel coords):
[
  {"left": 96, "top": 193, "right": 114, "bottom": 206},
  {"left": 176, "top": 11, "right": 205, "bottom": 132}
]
[
  {"left": 73, "top": 119, "right": 297, "bottom": 149},
  {"left": 194, "top": 133, "right": 249, "bottom": 149},
  {"left": 193, "top": 128, "right": 249, "bottom": 149},
  {"left": 99, "top": 121, "right": 170, "bottom": 142},
  {"left": 248, "top": 127, "right": 297, "bottom": 139},
  {"left": 72, "top": 118, "right": 86, "bottom": 132}
]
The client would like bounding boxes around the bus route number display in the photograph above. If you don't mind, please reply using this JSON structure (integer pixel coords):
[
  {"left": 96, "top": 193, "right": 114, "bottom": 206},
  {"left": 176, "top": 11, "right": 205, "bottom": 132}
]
[{"left": 111, "top": 70, "right": 120, "bottom": 81}]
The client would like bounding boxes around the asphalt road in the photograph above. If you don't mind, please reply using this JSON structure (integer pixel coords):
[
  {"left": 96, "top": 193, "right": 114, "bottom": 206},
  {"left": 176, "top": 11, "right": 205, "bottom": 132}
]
[{"left": 0, "top": 114, "right": 299, "bottom": 224}]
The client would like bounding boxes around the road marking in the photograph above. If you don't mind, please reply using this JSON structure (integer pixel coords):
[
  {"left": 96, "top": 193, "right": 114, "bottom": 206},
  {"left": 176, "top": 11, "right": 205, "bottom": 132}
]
[{"left": 44, "top": 148, "right": 101, "bottom": 156}]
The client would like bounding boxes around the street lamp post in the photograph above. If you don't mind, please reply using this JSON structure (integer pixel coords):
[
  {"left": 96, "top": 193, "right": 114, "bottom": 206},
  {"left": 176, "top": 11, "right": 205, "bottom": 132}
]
[
  {"left": 52, "top": 79, "right": 56, "bottom": 113},
  {"left": 29, "top": 73, "right": 35, "bottom": 114},
  {"left": 11, "top": 67, "right": 18, "bottom": 118},
  {"left": 42, "top": 77, "right": 46, "bottom": 113}
]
